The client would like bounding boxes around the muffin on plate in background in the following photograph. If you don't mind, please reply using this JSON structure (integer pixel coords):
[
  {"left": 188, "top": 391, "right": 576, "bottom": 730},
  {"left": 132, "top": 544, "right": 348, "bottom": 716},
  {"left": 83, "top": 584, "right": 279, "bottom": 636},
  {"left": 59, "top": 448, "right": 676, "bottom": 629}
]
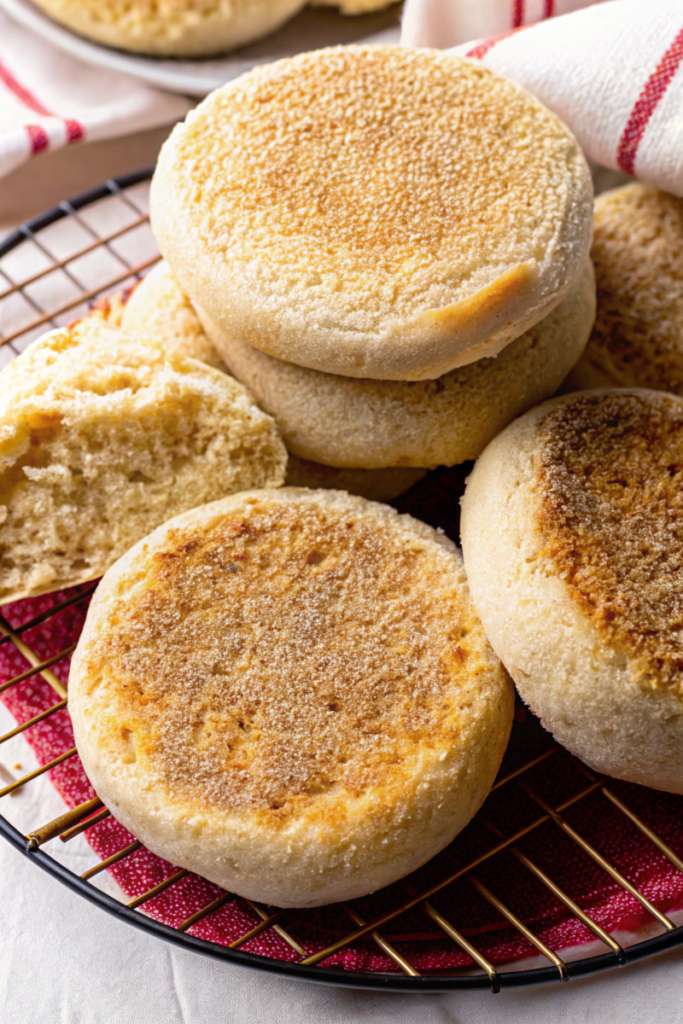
[
  {"left": 30, "top": 0, "right": 307, "bottom": 56},
  {"left": 310, "top": 0, "right": 397, "bottom": 14}
]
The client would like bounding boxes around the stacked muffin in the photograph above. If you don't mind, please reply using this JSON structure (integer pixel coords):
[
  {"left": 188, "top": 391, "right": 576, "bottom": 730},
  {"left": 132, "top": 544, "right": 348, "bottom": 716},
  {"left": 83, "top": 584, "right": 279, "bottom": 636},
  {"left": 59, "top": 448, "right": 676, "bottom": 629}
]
[
  {"left": 148, "top": 46, "right": 596, "bottom": 481},
  {"left": 116, "top": 260, "right": 427, "bottom": 501}
]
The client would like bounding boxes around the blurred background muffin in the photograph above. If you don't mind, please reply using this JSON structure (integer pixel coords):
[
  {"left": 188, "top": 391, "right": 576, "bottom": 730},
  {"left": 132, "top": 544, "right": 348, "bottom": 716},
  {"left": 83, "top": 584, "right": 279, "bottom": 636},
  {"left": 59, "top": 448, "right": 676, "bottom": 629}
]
[
  {"left": 310, "top": 0, "right": 397, "bottom": 13},
  {"left": 28, "top": 0, "right": 308, "bottom": 56}
]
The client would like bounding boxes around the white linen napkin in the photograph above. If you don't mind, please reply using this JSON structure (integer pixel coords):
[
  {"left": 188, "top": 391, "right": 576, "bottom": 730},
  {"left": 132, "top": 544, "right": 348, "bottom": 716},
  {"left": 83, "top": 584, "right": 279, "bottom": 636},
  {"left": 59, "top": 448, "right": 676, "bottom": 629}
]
[
  {"left": 401, "top": 0, "right": 683, "bottom": 196},
  {"left": 0, "top": 12, "right": 191, "bottom": 180},
  {"left": 402, "top": 0, "right": 608, "bottom": 50}
]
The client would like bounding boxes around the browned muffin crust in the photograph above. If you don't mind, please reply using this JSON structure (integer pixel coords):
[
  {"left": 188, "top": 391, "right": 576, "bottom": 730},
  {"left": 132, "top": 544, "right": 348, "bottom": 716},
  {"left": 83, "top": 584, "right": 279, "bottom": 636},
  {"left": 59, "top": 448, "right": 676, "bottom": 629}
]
[
  {"left": 536, "top": 392, "right": 683, "bottom": 688},
  {"left": 88, "top": 286, "right": 138, "bottom": 329},
  {"left": 152, "top": 46, "right": 592, "bottom": 381},
  {"left": 572, "top": 186, "right": 683, "bottom": 392},
  {"left": 167, "top": 48, "right": 574, "bottom": 294},
  {"left": 84, "top": 496, "right": 483, "bottom": 826}
]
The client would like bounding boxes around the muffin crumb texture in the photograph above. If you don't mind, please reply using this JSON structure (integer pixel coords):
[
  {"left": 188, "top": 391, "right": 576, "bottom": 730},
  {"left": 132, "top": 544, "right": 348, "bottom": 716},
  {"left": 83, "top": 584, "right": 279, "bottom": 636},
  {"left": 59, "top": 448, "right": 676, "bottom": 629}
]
[{"left": 0, "top": 319, "right": 286, "bottom": 601}]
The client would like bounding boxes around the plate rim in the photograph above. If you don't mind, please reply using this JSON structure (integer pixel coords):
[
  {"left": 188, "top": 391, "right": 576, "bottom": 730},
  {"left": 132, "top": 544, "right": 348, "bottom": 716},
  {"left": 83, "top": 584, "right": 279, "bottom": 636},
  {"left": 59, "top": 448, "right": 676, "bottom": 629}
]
[{"left": 0, "top": 0, "right": 401, "bottom": 96}]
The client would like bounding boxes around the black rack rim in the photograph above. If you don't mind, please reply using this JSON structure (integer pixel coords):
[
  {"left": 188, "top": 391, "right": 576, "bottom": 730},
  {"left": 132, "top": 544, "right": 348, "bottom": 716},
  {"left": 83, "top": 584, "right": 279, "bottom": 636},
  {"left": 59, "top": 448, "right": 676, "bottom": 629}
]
[{"left": 2, "top": 815, "right": 682, "bottom": 994}]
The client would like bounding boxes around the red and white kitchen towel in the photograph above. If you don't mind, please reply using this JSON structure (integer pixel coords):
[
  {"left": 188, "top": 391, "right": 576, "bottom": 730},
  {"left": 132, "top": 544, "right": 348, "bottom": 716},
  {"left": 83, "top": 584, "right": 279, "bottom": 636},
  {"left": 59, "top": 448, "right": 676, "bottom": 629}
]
[
  {"left": 402, "top": 0, "right": 683, "bottom": 196},
  {"left": 0, "top": 11, "right": 190, "bottom": 180},
  {"left": 1, "top": 0, "right": 683, "bottom": 193},
  {"left": 402, "top": 0, "right": 608, "bottom": 49}
]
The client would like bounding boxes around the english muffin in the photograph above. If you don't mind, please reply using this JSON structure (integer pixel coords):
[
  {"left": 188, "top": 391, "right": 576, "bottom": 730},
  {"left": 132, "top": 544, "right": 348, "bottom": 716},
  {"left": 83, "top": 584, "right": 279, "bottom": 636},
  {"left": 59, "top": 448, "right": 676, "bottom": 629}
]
[
  {"left": 0, "top": 318, "right": 286, "bottom": 604},
  {"left": 567, "top": 185, "right": 683, "bottom": 394},
  {"left": 310, "top": 0, "right": 396, "bottom": 12},
  {"left": 197, "top": 260, "right": 596, "bottom": 468},
  {"left": 151, "top": 46, "right": 593, "bottom": 381},
  {"left": 30, "top": 0, "right": 306, "bottom": 56},
  {"left": 90, "top": 291, "right": 128, "bottom": 329},
  {"left": 461, "top": 389, "right": 683, "bottom": 794},
  {"left": 115, "top": 264, "right": 425, "bottom": 498},
  {"left": 69, "top": 488, "right": 514, "bottom": 907},
  {"left": 121, "top": 261, "right": 226, "bottom": 371}
]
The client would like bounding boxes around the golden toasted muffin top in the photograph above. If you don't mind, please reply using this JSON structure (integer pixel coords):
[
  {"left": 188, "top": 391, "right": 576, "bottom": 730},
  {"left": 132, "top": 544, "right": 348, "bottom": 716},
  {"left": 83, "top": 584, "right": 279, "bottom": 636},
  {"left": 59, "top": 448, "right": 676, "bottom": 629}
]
[
  {"left": 80, "top": 492, "right": 490, "bottom": 826},
  {"left": 153, "top": 46, "right": 589, "bottom": 330},
  {"left": 537, "top": 392, "right": 683, "bottom": 688},
  {"left": 588, "top": 185, "right": 683, "bottom": 391}
]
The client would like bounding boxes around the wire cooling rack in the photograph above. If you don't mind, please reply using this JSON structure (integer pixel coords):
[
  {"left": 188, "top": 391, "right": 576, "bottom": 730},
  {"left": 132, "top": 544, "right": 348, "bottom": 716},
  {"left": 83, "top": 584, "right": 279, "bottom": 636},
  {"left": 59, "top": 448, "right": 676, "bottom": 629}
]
[{"left": 1, "top": 169, "right": 683, "bottom": 993}]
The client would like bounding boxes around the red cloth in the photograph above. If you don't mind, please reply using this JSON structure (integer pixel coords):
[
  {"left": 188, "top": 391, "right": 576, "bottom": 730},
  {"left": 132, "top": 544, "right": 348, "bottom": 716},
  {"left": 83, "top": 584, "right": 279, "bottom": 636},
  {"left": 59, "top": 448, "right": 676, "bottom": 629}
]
[{"left": 1, "top": 471, "right": 682, "bottom": 973}]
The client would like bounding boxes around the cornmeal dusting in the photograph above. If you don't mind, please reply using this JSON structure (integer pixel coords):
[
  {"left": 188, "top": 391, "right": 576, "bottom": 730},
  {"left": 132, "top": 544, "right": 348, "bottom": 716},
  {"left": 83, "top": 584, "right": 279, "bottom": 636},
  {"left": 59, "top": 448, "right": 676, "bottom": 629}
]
[
  {"left": 166, "top": 46, "right": 583, "bottom": 315},
  {"left": 587, "top": 186, "right": 683, "bottom": 390},
  {"left": 537, "top": 393, "right": 683, "bottom": 688},
  {"left": 90, "top": 498, "right": 481, "bottom": 821}
]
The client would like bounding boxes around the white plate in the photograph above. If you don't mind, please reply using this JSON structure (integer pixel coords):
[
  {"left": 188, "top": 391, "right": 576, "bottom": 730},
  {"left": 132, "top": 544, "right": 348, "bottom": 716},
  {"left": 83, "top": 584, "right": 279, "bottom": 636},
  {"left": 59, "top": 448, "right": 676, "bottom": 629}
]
[{"left": 0, "top": 0, "right": 401, "bottom": 96}]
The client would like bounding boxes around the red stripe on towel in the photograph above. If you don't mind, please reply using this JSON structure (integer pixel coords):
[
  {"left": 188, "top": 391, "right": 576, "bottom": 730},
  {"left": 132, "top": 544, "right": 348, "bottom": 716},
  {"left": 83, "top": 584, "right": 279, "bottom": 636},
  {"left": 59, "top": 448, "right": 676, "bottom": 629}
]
[
  {"left": 0, "top": 57, "right": 51, "bottom": 115},
  {"left": 0, "top": 57, "right": 84, "bottom": 154},
  {"left": 64, "top": 120, "right": 84, "bottom": 143},
  {"left": 512, "top": 0, "right": 525, "bottom": 28},
  {"left": 24, "top": 124, "right": 49, "bottom": 154},
  {"left": 617, "top": 26, "right": 683, "bottom": 175},
  {"left": 466, "top": 27, "right": 525, "bottom": 60}
]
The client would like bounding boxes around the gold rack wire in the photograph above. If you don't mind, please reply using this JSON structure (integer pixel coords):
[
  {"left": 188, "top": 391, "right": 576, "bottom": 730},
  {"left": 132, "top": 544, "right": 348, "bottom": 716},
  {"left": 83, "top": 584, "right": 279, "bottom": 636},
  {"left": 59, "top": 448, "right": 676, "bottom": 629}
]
[{"left": 1, "top": 171, "right": 682, "bottom": 993}]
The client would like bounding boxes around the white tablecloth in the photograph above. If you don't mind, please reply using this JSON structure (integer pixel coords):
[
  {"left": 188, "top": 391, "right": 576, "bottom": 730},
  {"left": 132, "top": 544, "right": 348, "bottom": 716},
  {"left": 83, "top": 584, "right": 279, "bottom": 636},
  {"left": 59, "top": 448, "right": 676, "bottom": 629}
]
[
  {"left": 2, "top": 833, "right": 683, "bottom": 1023},
  {"left": 0, "top": 686, "right": 681, "bottom": 1023}
]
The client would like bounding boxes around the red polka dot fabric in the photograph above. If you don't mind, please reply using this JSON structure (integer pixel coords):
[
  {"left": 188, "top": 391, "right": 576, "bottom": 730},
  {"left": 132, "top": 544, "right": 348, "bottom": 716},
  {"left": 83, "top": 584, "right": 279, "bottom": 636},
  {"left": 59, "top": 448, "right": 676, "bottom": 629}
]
[{"left": 1, "top": 470, "right": 682, "bottom": 974}]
